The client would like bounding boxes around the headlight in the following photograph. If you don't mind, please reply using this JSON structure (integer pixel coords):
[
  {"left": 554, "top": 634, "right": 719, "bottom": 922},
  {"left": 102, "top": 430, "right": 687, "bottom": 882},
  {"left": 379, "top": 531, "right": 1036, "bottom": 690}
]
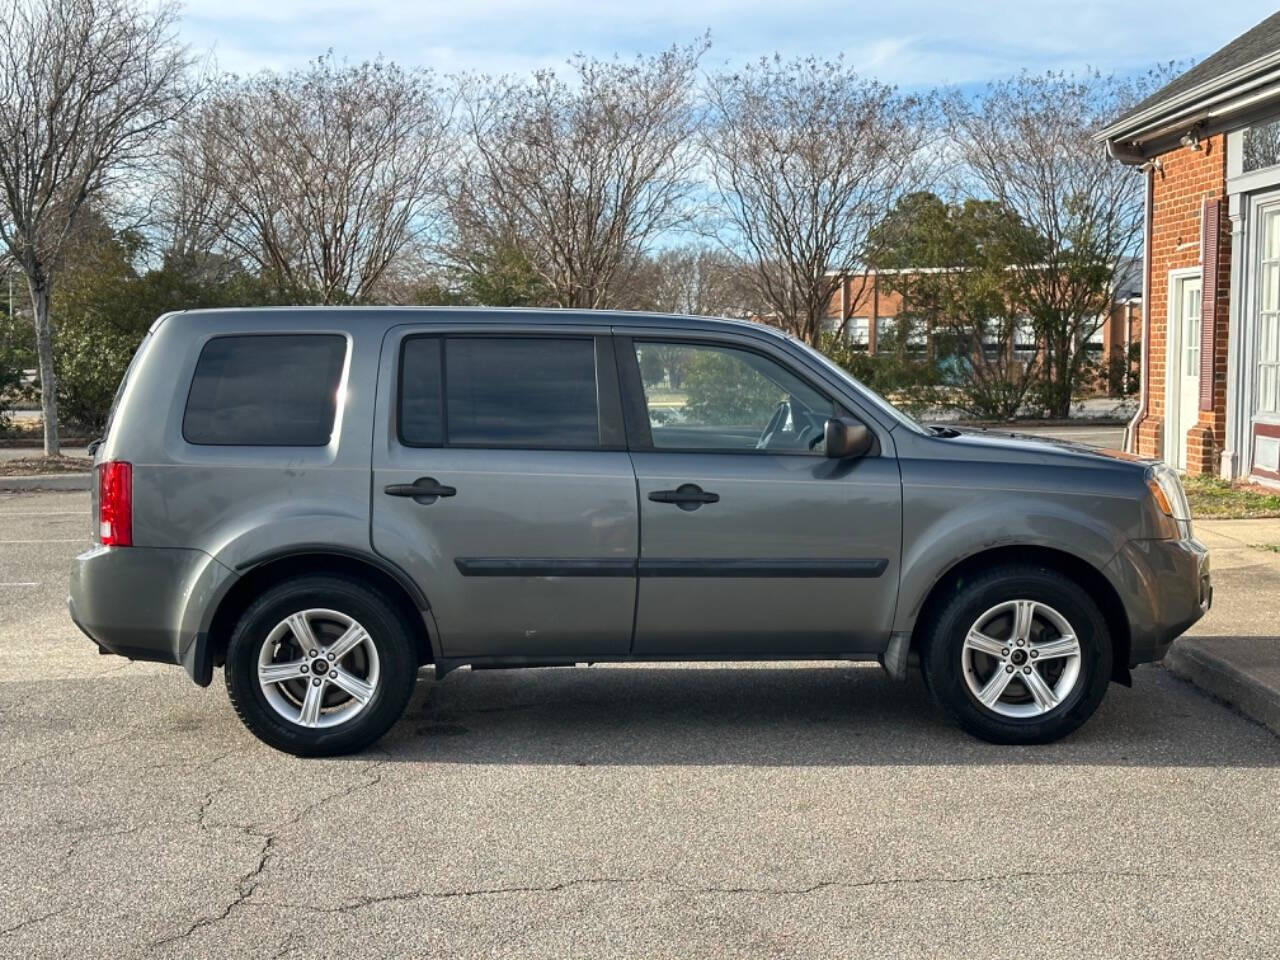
[{"left": 1146, "top": 464, "right": 1192, "bottom": 537}]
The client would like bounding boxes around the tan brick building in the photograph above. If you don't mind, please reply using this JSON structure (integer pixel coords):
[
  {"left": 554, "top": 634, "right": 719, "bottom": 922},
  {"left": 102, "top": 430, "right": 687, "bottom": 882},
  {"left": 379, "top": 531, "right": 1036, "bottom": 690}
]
[{"left": 1098, "top": 11, "right": 1280, "bottom": 483}]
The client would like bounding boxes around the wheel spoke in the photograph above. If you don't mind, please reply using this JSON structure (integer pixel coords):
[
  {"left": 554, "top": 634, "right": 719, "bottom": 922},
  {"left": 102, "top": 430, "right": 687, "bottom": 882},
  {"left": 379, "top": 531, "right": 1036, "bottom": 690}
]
[
  {"left": 1031, "top": 635, "right": 1080, "bottom": 660},
  {"left": 976, "top": 666, "right": 1015, "bottom": 708},
  {"left": 259, "top": 660, "right": 306, "bottom": 685},
  {"left": 1011, "top": 600, "right": 1036, "bottom": 644},
  {"left": 327, "top": 670, "right": 374, "bottom": 704},
  {"left": 298, "top": 680, "right": 326, "bottom": 726},
  {"left": 964, "top": 629, "right": 1006, "bottom": 658},
  {"left": 1022, "top": 667, "right": 1059, "bottom": 712},
  {"left": 286, "top": 612, "right": 318, "bottom": 652},
  {"left": 325, "top": 623, "right": 368, "bottom": 661}
]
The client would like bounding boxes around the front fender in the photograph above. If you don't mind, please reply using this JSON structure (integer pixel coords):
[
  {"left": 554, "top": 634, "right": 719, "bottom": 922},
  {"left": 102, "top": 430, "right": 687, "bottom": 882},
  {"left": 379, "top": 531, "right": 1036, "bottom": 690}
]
[{"left": 893, "top": 492, "right": 1128, "bottom": 636}]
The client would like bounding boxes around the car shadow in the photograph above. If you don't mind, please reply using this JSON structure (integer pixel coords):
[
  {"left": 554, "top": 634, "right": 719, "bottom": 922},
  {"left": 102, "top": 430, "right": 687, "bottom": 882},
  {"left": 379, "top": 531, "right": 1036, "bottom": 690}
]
[{"left": 365, "top": 661, "right": 1280, "bottom": 768}]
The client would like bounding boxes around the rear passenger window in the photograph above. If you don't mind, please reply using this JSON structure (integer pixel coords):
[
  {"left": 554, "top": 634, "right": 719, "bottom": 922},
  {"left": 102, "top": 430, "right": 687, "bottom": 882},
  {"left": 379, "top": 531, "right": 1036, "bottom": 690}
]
[
  {"left": 398, "top": 336, "right": 599, "bottom": 448},
  {"left": 183, "top": 335, "right": 347, "bottom": 446}
]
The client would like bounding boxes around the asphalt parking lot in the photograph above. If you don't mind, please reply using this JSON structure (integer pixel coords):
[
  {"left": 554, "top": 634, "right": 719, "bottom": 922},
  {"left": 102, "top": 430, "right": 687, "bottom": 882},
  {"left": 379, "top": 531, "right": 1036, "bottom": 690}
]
[{"left": 3, "top": 490, "right": 1280, "bottom": 959}]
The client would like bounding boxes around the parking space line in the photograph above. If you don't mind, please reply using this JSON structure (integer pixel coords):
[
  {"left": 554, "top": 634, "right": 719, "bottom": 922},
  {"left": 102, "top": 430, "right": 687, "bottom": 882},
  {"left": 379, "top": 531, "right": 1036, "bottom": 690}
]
[
  {"left": 0, "top": 511, "right": 85, "bottom": 517},
  {"left": 0, "top": 582, "right": 39, "bottom": 587},
  {"left": 0, "top": 538, "right": 86, "bottom": 543}
]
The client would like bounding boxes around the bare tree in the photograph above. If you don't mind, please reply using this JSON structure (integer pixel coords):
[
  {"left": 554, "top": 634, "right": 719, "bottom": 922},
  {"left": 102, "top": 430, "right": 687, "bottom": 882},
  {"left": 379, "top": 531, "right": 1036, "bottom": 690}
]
[
  {"left": 945, "top": 70, "right": 1166, "bottom": 417},
  {"left": 0, "top": 0, "right": 194, "bottom": 454},
  {"left": 614, "top": 245, "right": 757, "bottom": 318},
  {"left": 454, "top": 41, "right": 706, "bottom": 309},
  {"left": 703, "top": 56, "right": 934, "bottom": 345},
  {"left": 173, "top": 55, "right": 454, "bottom": 303}
]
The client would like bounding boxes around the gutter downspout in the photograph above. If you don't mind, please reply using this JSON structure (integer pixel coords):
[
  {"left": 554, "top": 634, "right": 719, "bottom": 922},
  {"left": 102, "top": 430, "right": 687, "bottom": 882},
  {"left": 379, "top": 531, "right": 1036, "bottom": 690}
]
[{"left": 1126, "top": 166, "right": 1154, "bottom": 454}]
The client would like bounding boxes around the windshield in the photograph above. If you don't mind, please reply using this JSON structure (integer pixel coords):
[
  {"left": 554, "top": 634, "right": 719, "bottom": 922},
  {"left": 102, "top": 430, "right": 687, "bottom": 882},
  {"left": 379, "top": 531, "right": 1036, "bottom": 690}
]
[{"left": 787, "top": 335, "right": 926, "bottom": 434}]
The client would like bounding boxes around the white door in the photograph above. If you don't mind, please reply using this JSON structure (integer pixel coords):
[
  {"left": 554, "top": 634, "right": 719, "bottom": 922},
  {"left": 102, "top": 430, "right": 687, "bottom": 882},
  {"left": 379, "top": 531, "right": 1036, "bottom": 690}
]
[{"left": 1168, "top": 275, "right": 1202, "bottom": 469}]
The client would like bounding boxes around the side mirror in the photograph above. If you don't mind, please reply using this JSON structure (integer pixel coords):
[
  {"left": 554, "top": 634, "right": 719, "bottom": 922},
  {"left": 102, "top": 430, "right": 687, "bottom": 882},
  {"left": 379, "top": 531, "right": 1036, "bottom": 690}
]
[{"left": 824, "top": 417, "right": 873, "bottom": 460}]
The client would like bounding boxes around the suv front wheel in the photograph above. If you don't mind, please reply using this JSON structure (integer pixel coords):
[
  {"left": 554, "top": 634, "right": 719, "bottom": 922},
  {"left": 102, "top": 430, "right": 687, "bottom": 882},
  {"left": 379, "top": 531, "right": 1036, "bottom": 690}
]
[
  {"left": 224, "top": 575, "right": 418, "bottom": 756},
  {"left": 920, "top": 564, "right": 1112, "bottom": 744}
]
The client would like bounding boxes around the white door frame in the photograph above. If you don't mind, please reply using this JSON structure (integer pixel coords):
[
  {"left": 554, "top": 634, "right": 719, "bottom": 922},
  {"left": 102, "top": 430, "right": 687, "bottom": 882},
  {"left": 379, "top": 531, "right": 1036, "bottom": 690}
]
[
  {"left": 1165, "top": 267, "right": 1202, "bottom": 469},
  {"left": 1226, "top": 136, "right": 1280, "bottom": 478},
  {"left": 1229, "top": 190, "right": 1280, "bottom": 478}
]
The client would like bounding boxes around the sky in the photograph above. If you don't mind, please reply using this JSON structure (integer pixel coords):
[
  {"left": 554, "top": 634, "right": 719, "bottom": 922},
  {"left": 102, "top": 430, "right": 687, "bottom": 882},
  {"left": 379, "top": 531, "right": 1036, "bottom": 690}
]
[{"left": 178, "top": 0, "right": 1273, "bottom": 88}]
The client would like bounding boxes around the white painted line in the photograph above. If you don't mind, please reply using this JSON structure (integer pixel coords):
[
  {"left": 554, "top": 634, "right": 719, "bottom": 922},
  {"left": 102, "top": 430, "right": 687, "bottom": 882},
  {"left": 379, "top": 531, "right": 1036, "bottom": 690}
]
[
  {"left": 0, "top": 582, "right": 39, "bottom": 587},
  {"left": 0, "top": 538, "right": 86, "bottom": 543},
  {"left": 0, "top": 511, "right": 85, "bottom": 516}
]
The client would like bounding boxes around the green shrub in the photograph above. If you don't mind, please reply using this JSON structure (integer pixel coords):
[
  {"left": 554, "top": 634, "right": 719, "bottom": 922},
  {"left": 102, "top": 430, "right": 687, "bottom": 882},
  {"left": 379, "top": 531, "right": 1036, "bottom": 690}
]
[{"left": 818, "top": 333, "right": 943, "bottom": 416}]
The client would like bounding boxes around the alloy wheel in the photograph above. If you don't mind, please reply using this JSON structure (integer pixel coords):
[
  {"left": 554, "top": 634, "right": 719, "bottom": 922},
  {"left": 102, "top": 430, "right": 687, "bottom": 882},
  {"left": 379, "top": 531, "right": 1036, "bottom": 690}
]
[
  {"left": 960, "top": 599, "right": 1082, "bottom": 719},
  {"left": 256, "top": 608, "right": 381, "bottom": 729}
]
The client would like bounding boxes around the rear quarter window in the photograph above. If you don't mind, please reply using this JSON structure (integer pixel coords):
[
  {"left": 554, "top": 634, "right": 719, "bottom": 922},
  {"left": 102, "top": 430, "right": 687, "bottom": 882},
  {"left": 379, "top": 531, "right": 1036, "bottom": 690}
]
[{"left": 183, "top": 334, "right": 348, "bottom": 446}]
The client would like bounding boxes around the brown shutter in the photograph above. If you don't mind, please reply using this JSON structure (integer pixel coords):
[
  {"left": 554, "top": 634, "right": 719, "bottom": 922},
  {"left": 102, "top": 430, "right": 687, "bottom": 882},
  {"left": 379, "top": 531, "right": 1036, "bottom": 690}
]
[{"left": 1200, "top": 199, "right": 1220, "bottom": 411}]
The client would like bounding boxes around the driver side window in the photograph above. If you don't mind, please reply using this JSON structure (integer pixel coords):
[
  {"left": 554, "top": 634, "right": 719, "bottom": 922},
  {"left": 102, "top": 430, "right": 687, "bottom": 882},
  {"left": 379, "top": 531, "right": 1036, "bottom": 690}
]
[{"left": 632, "top": 341, "right": 835, "bottom": 452}]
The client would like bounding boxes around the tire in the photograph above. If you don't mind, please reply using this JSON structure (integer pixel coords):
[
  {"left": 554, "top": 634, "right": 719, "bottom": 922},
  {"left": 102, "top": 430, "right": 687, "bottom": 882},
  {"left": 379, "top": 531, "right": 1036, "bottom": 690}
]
[
  {"left": 919, "top": 564, "right": 1112, "bottom": 745},
  {"left": 224, "top": 575, "right": 418, "bottom": 756}
]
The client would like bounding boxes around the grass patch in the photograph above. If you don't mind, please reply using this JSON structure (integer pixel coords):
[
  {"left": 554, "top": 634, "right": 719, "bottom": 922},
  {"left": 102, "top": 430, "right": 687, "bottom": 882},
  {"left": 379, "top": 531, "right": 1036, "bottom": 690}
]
[
  {"left": 0, "top": 455, "right": 91, "bottom": 476},
  {"left": 1252, "top": 543, "right": 1280, "bottom": 553},
  {"left": 1183, "top": 474, "right": 1280, "bottom": 519}
]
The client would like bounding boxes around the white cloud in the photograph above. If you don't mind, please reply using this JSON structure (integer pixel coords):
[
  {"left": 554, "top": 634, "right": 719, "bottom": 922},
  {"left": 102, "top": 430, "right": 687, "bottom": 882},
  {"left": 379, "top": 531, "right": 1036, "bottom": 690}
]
[{"left": 178, "top": 0, "right": 1273, "bottom": 86}]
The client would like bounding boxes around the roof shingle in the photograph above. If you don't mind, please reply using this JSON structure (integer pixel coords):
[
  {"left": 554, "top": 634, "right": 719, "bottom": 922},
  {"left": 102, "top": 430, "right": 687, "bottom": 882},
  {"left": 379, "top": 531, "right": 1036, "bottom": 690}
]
[{"left": 1107, "top": 11, "right": 1280, "bottom": 132}]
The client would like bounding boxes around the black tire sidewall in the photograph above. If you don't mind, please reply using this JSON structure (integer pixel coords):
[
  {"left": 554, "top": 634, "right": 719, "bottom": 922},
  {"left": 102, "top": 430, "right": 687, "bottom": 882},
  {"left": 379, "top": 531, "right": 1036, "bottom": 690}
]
[
  {"left": 224, "top": 576, "right": 417, "bottom": 756},
  {"left": 922, "top": 566, "right": 1112, "bottom": 745}
]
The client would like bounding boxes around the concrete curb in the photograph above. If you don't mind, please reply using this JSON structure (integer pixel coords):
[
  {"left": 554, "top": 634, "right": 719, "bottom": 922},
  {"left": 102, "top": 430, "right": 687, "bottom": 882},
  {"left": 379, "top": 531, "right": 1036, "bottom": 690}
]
[
  {"left": 1165, "top": 638, "right": 1280, "bottom": 737},
  {"left": 0, "top": 472, "right": 92, "bottom": 492}
]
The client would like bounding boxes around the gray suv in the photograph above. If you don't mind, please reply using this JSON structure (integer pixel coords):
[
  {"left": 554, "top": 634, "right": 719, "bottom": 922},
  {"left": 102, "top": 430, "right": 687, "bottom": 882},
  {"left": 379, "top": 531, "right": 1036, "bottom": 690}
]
[{"left": 68, "top": 308, "right": 1210, "bottom": 755}]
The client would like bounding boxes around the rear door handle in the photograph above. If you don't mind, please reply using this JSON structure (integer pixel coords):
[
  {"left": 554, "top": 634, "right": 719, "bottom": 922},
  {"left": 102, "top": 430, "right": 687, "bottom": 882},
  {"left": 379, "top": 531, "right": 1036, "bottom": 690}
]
[
  {"left": 384, "top": 477, "right": 457, "bottom": 504},
  {"left": 648, "top": 483, "right": 719, "bottom": 511}
]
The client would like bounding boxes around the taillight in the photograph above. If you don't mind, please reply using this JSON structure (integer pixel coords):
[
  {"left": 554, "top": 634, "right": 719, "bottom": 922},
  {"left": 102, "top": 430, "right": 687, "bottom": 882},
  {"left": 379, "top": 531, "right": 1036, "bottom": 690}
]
[{"left": 98, "top": 461, "right": 132, "bottom": 547}]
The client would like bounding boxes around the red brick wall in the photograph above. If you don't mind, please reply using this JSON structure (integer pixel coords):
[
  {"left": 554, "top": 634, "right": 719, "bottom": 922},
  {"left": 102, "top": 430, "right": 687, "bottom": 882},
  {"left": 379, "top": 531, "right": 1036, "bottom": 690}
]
[
  {"left": 1135, "top": 133, "right": 1231, "bottom": 474},
  {"left": 825, "top": 274, "right": 906, "bottom": 351}
]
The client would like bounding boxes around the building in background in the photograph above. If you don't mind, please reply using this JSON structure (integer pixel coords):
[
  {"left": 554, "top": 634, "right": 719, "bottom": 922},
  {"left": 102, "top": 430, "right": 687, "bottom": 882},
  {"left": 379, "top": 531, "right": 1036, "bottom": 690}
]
[
  {"left": 821, "top": 267, "right": 1141, "bottom": 397},
  {"left": 1097, "top": 11, "right": 1280, "bottom": 483}
]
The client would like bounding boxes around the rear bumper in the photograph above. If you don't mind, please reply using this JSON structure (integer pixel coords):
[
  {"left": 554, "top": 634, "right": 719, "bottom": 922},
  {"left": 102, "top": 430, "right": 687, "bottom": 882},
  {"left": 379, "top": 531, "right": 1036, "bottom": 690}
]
[
  {"left": 68, "top": 544, "right": 237, "bottom": 685},
  {"left": 1106, "top": 536, "right": 1211, "bottom": 667}
]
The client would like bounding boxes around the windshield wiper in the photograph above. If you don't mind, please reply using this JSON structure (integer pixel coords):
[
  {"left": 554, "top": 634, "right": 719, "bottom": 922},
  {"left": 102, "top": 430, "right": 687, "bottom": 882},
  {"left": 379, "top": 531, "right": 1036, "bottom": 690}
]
[{"left": 926, "top": 424, "right": 961, "bottom": 438}]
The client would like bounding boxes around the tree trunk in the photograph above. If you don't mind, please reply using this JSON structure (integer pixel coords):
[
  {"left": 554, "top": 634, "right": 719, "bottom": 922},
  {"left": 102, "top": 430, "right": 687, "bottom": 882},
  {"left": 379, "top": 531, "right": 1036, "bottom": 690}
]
[
  {"left": 27, "top": 275, "right": 60, "bottom": 457},
  {"left": 1049, "top": 339, "right": 1073, "bottom": 419}
]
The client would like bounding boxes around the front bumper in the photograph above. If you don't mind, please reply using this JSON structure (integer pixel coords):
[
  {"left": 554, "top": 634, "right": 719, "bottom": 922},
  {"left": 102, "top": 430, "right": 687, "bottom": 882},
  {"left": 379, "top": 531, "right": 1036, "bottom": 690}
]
[
  {"left": 1105, "top": 536, "right": 1211, "bottom": 666},
  {"left": 68, "top": 544, "right": 237, "bottom": 684}
]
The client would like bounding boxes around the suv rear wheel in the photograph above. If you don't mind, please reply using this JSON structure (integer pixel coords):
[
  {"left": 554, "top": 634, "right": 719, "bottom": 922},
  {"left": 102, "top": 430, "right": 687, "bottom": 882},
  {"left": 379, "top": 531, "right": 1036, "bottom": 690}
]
[
  {"left": 224, "top": 575, "right": 418, "bottom": 756},
  {"left": 920, "top": 564, "right": 1112, "bottom": 744}
]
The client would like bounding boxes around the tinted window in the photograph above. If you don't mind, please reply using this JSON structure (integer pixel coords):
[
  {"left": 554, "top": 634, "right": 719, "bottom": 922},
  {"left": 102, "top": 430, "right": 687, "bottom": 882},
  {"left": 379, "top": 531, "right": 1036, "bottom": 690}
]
[
  {"left": 445, "top": 338, "right": 599, "bottom": 447},
  {"left": 183, "top": 334, "right": 347, "bottom": 446},
  {"left": 399, "top": 337, "right": 444, "bottom": 446},
  {"left": 633, "top": 341, "right": 834, "bottom": 452}
]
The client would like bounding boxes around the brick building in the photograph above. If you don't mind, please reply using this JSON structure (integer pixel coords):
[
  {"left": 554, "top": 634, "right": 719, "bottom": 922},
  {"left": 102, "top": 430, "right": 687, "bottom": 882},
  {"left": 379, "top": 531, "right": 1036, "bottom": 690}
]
[
  {"left": 821, "top": 269, "right": 1142, "bottom": 395},
  {"left": 1097, "top": 11, "right": 1280, "bottom": 483}
]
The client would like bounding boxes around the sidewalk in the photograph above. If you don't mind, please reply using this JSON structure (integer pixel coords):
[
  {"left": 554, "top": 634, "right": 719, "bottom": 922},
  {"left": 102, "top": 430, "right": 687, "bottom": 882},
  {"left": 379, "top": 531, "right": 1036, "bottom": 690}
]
[{"left": 1169, "top": 518, "right": 1280, "bottom": 736}]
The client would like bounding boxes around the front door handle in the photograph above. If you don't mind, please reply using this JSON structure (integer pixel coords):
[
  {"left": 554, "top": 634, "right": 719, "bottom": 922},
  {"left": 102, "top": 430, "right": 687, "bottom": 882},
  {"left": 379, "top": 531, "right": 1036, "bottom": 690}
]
[
  {"left": 384, "top": 477, "right": 457, "bottom": 504},
  {"left": 648, "top": 483, "right": 719, "bottom": 511}
]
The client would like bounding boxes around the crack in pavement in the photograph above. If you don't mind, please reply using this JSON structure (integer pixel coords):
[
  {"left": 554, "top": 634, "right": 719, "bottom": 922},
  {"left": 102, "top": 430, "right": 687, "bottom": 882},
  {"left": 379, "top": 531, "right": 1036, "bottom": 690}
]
[
  {"left": 0, "top": 906, "right": 68, "bottom": 938},
  {"left": 265, "top": 867, "right": 1198, "bottom": 915},
  {"left": 149, "top": 753, "right": 393, "bottom": 952},
  {"left": 0, "top": 870, "right": 1208, "bottom": 942}
]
